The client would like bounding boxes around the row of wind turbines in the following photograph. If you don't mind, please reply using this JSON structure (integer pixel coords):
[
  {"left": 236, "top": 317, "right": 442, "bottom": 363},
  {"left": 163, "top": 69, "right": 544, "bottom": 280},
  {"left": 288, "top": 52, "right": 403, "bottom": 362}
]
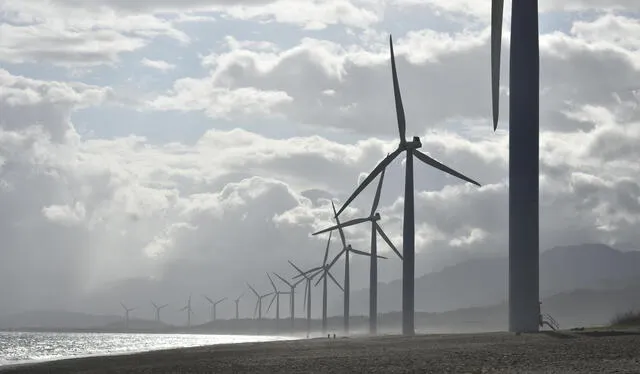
[
  {"left": 121, "top": 0, "right": 543, "bottom": 334},
  {"left": 120, "top": 35, "right": 480, "bottom": 337}
]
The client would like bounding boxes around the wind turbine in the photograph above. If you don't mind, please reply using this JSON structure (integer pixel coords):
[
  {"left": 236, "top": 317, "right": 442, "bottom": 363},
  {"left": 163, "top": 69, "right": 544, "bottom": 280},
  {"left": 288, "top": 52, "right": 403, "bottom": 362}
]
[
  {"left": 491, "top": 0, "right": 541, "bottom": 333},
  {"left": 336, "top": 36, "right": 481, "bottom": 335},
  {"left": 289, "top": 260, "right": 322, "bottom": 337},
  {"left": 179, "top": 294, "right": 194, "bottom": 327},
  {"left": 294, "top": 232, "right": 344, "bottom": 334},
  {"left": 266, "top": 273, "right": 290, "bottom": 323},
  {"left": 120, "top": 302, "right": 135, "bottom": 330},
  {"left": 203, "top": 295, "right": 227, "bottom": 322},
  {"left": 315, "top": 201, "right": 386, "bottom": 334},
  {"left": 273, "top": 271, "right": 304, "bottom": 329},
  {"left": 313, "top": 170, "right": 401, "bottom": 335},
  {"left": 233, "top": 293, "right": 244, "bottom": 320},
  {"left": 247, "top": 283, "right": 273, "bottom": 320},
  {"left": 150, "top": 301, "right": 168, "bottom": 322}
]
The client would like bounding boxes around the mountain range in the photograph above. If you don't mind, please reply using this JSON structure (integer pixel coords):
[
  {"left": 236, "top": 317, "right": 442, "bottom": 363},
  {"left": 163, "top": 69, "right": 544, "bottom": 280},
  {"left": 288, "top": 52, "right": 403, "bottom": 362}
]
[
  {"left": 2, "top": 243, "right": 640, "bottom": 330},
  {"left": 335, "top": 243, "right": 640, "bottom": 315}
]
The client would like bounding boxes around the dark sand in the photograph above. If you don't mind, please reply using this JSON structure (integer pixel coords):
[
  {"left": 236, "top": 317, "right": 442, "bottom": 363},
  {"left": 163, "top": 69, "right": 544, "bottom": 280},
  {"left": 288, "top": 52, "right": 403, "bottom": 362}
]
[{"left": 3, "top": 331, "right": 640, "bottom": 373}]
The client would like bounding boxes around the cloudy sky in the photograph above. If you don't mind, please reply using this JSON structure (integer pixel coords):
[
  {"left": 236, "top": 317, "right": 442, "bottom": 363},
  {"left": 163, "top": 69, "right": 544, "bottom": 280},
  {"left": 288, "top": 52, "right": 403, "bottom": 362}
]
[{"left": 1, "top": 0, "right": 640, "bottom": 319}]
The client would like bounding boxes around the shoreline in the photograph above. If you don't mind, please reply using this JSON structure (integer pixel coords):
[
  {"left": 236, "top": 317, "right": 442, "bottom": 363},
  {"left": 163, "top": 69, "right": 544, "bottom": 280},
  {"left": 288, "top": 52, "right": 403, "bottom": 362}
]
[
  {"left": 0, "top": 333, "right": 300, "bottom": 371},
  {"left": 3, "top": 330, "right": 640, "bottom": 373}
]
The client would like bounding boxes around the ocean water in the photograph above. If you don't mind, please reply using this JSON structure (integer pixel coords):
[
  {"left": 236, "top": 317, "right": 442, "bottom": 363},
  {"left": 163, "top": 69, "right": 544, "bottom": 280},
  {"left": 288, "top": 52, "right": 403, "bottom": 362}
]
[{"left": 0, "top": 331, "right": 294, "bottom": 367}]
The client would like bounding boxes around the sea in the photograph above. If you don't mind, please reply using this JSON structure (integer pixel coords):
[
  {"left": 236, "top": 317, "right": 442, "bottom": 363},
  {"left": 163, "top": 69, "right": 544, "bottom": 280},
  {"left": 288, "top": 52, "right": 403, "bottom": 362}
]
[{"left": 0, "top": 331, "right": 294, "bottom": 367}]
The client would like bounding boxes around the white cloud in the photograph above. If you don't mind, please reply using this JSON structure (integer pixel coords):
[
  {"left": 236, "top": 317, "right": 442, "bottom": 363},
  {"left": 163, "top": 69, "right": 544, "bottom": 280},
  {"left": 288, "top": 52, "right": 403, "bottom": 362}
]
[{"left": 140, "top": 58, "right": 176, "bottom": 72}]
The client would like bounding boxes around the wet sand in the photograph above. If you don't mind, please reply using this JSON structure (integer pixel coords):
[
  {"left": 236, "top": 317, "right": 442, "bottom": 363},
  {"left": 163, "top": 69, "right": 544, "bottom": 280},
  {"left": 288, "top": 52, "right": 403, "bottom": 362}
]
[{"left": 2, "top": 331, "right": 640, "bottom": 373}]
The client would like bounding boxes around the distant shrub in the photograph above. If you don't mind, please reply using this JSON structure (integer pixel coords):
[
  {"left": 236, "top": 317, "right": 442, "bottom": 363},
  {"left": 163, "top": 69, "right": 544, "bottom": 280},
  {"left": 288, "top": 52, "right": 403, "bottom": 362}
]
[{"left": 610, "top": 310, "right": 640, "bottom": 327}]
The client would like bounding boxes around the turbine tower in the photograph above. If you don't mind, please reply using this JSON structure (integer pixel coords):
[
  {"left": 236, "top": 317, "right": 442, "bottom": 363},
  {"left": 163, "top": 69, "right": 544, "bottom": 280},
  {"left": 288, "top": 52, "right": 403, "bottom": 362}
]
[
  {"left": 316, "top": 201, "right": 386, "bottom": 334},
  {"left": 491, "top": 0, "right": 541, "bottom": 333},
  {"left": 150, "top": 301, "right": 168, "bottom": 323},
  {"left": 203, "top": 295, "right": 227, "bottom": 322},
  {"left": 313, "top": 170, "right": 401, "bottom": 335},
  {"left": 247, "top": 283, "right": 272, "bottom": 320},
  {"left": 336, "top": 36, "right": 481, "bottom": 335},
  {"left": 266, "top": 273, "right": 290, "bottom": 323},
  {"left": 273, "top": 271, "right": 304, "bottom": 329},
  {"left": 120, "top": 302, "right": 135, "bottom": 330},
  {"left": 289, "top": 260, "right": 322, "bottom": 337},
  {"left": 233, "top": 293, "right": 244, "bottom": 320},
  {"left": 179, "top": 294, "right": 194, "bottom": 327}
]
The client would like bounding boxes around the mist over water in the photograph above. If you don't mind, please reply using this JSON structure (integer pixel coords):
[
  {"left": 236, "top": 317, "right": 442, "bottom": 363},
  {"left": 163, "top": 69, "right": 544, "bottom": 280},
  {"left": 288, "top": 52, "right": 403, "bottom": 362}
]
[{"left": 0, "top": 332, "right": 294, "bottom": 366}]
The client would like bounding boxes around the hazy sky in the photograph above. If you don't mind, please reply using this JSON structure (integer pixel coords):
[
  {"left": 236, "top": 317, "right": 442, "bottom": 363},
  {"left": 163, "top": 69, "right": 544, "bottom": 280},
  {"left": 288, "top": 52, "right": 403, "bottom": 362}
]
[{"left": 1, "top": 0, "right": 640, "bottom": 318}]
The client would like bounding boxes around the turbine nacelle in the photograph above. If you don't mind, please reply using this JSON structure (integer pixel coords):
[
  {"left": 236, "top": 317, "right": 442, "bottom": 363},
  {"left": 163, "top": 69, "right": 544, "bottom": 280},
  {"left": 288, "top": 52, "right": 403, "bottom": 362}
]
[{"left": 401, "top": 136, "right": 422, "bottom": 150}]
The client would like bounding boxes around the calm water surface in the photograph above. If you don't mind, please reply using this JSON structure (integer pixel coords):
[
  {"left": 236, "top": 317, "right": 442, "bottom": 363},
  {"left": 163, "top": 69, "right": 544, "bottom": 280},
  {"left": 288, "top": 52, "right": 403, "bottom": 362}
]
[{"left": 0, "top": 331, "right": 294, "bottom": 366}]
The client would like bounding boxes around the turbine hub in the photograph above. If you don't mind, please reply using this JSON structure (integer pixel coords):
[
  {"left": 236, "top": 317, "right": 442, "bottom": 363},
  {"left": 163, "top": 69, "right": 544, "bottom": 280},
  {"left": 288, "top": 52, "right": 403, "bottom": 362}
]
[{"left": 373, "top": 212, "right": 381, "bottom": 220}]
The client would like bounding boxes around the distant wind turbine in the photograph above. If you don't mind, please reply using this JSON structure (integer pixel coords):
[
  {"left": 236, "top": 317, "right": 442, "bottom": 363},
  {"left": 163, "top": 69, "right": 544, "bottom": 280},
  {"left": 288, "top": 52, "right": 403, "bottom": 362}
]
[
  {"left": 491, "top": 0, "right": 541, "bottom": 333},
  {"left": 120, "top": 302, "right": 135, "bottom": 330},
  {"left": 294, "top": 232, "right": 344, "bottom": 334},
  {"left": 203, "top": 295, "right": 227, "bottom": 322},
  {"left": 336, "top": 35, "right": 481, "bottom": 335},
  {"left": 233, "top": 293, "right": 244, "bottom": 320},
  {"left": 273, "top": 271, "right": 304, "bottom": 329},
  {"left": 289, "top": 260, "right": 322, "bottom": 337},
  {"left": 315, "top": 201, "right": 386, "bottom": 334},
  {"left": 150, "top": 301, "right": 168, "bottom": 323},
  {"left": 247, "top": 283, "right": 273, "bottom": 320},
  {"left": 179, "top": 294, "right": 194, "bottom": 327},
  {"left": 266, "top": 273, "right": 290, "bottom": 324},
  {"left": 313, "top": 170, "right": 401, "bottom": 335}
]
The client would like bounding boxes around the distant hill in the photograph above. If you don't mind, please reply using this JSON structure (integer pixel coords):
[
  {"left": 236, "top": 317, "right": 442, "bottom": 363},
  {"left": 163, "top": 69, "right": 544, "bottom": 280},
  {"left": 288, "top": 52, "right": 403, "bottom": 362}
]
[
  {"left": 337, "top": 243, "right": 640, "bottom": 315},
  {"left": 422, "top": 282, "right": 640, "bottom": 330}
]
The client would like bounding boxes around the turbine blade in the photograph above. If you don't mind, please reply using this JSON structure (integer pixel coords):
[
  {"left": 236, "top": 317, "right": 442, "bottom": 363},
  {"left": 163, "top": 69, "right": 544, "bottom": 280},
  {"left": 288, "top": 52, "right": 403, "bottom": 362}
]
[
  {"left": 327, "top": 271, "right": 344, "bottom": 292},
  {"left": 376, "top": 222, "right": 403, "bottom": 260},
  {"left": 203, "top": 295, "right": 214, "bottom": 304},
  {"left": 216, "top": 297, "right": 227, "bottom": 305},
  {"left": 267, "top": 273, "right": 277, "bottom": 292},
  {"left": 371, "top": 166, "right": 386, "bottom": 215},
  {"left": 350, "top": 247, "right": 387, "bottom": 259},
  {"left": 313, "top": 224, "right": 339, "bottom": 236},
  {"left": 337, "top": 149, "right": 401, "bottom": 216},
  {"left": 491, "top": 0, "right": 504, "bottom": 131},
  {"left": 292, "top": 266, "right": 322, "bottom": 279},
  {"left": 389, "top": 35, "right": 406, "bottom": 143},
  {"left": 308, "top": 268, "right": 323, "bottom": 280},
  {"left": 327, "top": 248, "right": 346, "bottom": 271},
  {"left": 288, "top": 260, "right": 306, "bottom": 276},
  {"left": 254, "top": 301, "right": 259, "bottom": 318},
  {"left": 314, "top": 271, "right": 327, "bottom": 287},
  {"left": 294, "top": 277, "right": 305, "bottom": 287},
  {"left": 274, "top": 272, "right": 293, "bottom": 288},
  {"left": 267, "top": 294, "right": 276, "bottom": 313},
  {"left": 413, "top": 149, "right": 481, "bottom": 187},
  {"left": 314, "top": 217, "right": 370, "bottom": 237},
  {"left": 160, "top": 304, "right": 168, "bottom": 309},
  {"left": 323, "top": 231, "right": 332, "bottom": 265},
  {"left": 303, "top": 281, "right": 309, "bottom": 312},
  {"left": 331, "top": 201, "right": 348, "bottom": 248},
  {"left": 247, "top": 283, "right": 260, "bottom": 297}
]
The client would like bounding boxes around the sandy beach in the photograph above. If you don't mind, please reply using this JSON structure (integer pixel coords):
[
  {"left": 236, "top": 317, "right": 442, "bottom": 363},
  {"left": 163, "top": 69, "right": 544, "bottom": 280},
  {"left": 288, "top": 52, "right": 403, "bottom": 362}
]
[{"left": 2, "top": 331, "right": 640, "bottom": 373}]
